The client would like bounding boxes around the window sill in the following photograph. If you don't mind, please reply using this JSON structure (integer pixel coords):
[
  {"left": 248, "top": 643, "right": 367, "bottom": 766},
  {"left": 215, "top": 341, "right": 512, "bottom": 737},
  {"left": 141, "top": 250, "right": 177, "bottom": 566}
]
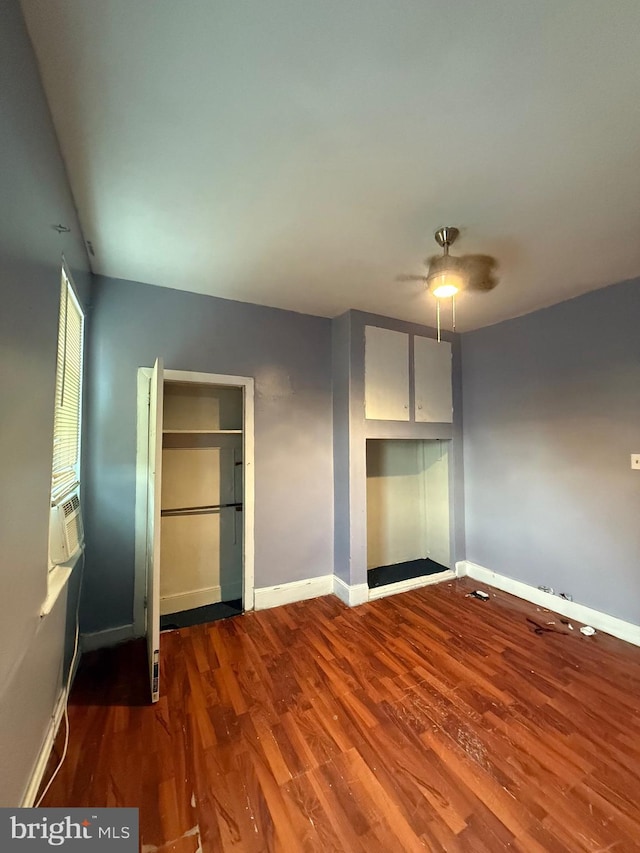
[{"left": 41, "top": 552, "right": 81, "bottom": 618}]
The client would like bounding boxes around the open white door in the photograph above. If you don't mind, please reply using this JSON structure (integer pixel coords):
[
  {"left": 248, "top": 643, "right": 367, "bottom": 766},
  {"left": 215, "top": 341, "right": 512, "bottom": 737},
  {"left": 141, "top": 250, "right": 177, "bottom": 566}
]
[{"left": 146, "top": 357, "right": 164, "bottom": 702}]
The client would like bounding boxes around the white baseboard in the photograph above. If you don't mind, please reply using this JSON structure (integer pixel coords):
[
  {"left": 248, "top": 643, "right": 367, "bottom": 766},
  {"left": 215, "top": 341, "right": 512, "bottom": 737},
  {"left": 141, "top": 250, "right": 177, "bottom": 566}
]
[
  {"left": 455, "top": 561, "right": 469, "bottom": 577},
  {"left": 254, "top": 575, "right": 333, "bottom": 610},
  {"left": 457, "top": 560, "right": 640, "bottom": 648},
  {"left": 160, "top": 585, "right": 222, "bottom": 615},
  {"left": 261, "top": 570, "right": 456, "bottom": 610},
  {"left": 81, "top": 623, "right": 136, "bottom": 653},
  {"left": 333, "top": 576, "right": 369, "bottom": 607},
  {"left": 368, "top": 569, "right": 455, "bottom": 601},
  {"left": 21, "top": 688, "right": 67, "bottom": 807}
]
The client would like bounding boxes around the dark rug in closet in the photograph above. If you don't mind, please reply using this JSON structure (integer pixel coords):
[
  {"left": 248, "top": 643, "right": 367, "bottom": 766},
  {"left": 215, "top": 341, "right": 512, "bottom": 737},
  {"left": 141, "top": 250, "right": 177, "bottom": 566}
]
[
  {"left": 160, "top": 599, "right": 243, "bottom": 631},
  {"left": 367, "top": 558, "right": 448, "bottom": 589}
]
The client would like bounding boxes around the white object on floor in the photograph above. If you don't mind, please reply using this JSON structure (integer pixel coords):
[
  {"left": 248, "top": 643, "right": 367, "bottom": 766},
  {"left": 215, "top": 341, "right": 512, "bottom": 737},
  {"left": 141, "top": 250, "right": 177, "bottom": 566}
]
[{"left": 456, "top": 560, "right": 640, "bottom": 647}]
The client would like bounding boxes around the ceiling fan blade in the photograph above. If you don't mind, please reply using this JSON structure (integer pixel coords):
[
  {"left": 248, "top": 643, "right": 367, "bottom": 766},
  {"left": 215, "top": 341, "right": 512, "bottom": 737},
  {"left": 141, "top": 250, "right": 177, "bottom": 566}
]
[
  {"left": 459, "top": 254, "right": 499, "bottom": 292},
  {"left": 395, "top": 274, "right": 428, "bottom": 283},
  {"left": 396, "top": 251, "right": 498, "bottom": 293},
  {"left": 471, "top": 275, "right": 499, "bottom": 292}
]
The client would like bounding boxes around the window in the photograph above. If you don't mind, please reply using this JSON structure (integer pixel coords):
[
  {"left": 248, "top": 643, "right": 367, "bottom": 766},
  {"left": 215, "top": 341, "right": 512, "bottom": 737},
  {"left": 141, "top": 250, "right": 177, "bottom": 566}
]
[{"left": 51, "top": 267, "right": 84, "bottom": 505}]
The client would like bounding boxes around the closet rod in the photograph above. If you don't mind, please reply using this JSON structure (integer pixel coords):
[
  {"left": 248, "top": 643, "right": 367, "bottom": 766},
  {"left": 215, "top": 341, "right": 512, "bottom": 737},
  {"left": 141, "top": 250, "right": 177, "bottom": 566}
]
[{"left": 161, "top": 502, "right": 243, "bottom": 517}]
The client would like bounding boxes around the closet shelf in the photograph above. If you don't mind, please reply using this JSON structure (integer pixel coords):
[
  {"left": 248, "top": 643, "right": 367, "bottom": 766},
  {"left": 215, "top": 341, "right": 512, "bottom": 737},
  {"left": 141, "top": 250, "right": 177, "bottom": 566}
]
[{"left": 163, "top": 429, "right": 242, "bottom": 434}]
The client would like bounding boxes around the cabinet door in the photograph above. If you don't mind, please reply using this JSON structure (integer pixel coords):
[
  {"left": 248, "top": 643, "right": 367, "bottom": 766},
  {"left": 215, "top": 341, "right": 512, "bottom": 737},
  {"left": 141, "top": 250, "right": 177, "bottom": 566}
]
[
  {"left": 414, "top": 336, "right": 452, "bottom": 423},
  {"left": 365, "top": 326, "right": 410, "bottom": 420}
]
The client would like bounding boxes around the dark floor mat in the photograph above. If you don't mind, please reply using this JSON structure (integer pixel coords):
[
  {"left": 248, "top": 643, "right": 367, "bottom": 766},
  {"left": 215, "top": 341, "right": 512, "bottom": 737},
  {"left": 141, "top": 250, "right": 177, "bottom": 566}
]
[
  {"left": 160, "top": 599, "right": 243, "bottom": 631},
  {"left": 367, "top": 558, "right": 448, "bottom": 589}
]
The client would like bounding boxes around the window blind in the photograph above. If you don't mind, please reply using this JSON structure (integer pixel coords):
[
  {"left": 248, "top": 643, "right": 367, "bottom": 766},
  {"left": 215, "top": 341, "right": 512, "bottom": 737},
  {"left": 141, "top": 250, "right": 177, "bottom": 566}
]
[{"left": 51, "top": 269, "right": 84, "bottom": 503}]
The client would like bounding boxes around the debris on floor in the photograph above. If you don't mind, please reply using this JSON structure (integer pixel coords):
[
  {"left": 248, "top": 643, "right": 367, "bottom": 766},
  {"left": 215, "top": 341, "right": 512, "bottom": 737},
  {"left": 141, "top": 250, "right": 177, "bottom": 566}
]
[
  {"left": 527, "top": 617, "right": 561, "bottom": 636},
  {"left": 580, "top": 625, "right": 596, "bottom": 636},
  {"left": 527, "top": 617, "right": 583, "bottom": 637},
  {"left": 538, "top": 585, "right": 554, "bottom": 594},
  {"left": 467, "top": 590, "right": 489, "bottom": 601}
]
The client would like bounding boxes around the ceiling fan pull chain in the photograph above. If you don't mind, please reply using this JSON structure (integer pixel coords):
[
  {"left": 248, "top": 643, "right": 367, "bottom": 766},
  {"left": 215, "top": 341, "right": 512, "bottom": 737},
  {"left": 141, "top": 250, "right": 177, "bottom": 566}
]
[
  {"left": 437, "top": 299, "right": 441, "bottom": 342},
  {"left": 452, "top": 294, "right": 456, "bottom": 331}
]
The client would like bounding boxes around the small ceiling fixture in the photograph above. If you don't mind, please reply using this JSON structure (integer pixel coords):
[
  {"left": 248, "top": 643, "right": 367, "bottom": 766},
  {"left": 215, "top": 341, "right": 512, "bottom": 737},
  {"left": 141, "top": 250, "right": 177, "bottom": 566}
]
[
  {"left": 398, "top": 227, "right": 498, "bottom": 339},
  {"left": 426, "top": 226, "right": 464, "bottom": 299}
]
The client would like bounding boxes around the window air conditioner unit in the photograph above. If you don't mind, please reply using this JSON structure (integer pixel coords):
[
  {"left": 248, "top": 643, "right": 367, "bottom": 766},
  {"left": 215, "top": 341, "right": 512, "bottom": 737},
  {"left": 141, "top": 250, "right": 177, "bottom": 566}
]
[{"left": 49, "top": 488, "right": 84, "bottom": 565}]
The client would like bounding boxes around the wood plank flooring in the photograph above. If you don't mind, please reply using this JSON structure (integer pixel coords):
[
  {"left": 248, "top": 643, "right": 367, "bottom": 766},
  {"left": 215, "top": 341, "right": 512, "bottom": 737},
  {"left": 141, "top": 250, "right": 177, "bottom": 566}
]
[{"left": 40, "top": 578, "right": 640, "bottom": 851}]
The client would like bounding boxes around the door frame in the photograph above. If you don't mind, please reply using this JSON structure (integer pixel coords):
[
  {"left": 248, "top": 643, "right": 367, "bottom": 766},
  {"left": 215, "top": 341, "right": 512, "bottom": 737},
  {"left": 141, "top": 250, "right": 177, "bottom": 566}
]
[{"left": 134, "top": 367, "right": 255, "bottom": 636}]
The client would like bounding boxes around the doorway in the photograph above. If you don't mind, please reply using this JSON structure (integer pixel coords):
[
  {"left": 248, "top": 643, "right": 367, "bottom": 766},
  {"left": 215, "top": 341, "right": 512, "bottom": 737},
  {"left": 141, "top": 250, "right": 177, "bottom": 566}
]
[{"left": 134, "top": 365, "right": 254, "bottom": 702}]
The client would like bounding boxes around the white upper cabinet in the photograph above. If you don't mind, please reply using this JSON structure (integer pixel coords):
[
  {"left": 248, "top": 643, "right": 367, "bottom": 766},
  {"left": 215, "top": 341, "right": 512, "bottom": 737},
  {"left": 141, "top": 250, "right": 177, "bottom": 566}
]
[
  {"left": 365, "top": 326, "right": 410, "bottom": 420},
  {"left": 414, "top": 335, "right": 453, "bottom": 423}
]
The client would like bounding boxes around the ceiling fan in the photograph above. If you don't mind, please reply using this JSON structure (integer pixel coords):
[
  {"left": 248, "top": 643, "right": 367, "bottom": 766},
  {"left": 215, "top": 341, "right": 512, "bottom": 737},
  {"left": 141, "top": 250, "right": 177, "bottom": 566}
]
[{"left": 397, "top": 227, "right": 499, "bottom": 338}]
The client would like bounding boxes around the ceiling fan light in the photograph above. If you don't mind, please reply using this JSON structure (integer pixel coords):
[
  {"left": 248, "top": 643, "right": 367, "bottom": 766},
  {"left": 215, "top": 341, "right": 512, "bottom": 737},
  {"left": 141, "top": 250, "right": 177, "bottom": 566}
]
[{"left": 428, "top": 270, "right": 464, "bottom": 298}]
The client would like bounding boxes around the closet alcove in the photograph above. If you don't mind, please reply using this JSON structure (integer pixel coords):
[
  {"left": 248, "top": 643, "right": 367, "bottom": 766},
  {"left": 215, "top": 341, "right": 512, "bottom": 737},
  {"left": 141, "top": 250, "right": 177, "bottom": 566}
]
[
  {"left": 159, "top": 382, "right": 244, "bottom": 628},
  {"left": 366, "top": 438, "right": 451, "bottom": 589}
]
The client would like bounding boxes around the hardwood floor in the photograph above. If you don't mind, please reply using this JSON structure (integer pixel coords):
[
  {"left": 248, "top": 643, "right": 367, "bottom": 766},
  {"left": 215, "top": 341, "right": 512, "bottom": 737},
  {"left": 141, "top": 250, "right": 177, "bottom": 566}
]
[{"left": 40, "top": 578, "right": 640, "bottom": 851}]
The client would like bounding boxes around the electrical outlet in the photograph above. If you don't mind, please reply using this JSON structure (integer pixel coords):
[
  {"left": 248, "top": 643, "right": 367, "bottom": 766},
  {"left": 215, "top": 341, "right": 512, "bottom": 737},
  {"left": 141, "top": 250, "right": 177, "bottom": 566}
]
[{"left": 631, "top": 454, "right": 640, "bottom": 470}]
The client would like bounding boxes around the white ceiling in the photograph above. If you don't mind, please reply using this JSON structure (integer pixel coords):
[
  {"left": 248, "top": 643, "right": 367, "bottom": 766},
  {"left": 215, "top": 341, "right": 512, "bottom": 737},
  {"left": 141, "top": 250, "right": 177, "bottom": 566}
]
[{"left": 21, "top": 0, "right": 640, "bottom": 330}]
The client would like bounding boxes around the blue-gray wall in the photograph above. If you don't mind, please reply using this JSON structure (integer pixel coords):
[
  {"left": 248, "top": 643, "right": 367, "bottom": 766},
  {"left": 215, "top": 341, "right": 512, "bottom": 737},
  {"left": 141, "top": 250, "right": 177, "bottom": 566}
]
[
  {"left": 0, "top": 0, "right": 91, "bottom": 805},
  {"left": 83, "top": 275, "right": 334, "bottom": 633},
  {"left": 461, "top": 279, "right": 640, "bottom": 624}
]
